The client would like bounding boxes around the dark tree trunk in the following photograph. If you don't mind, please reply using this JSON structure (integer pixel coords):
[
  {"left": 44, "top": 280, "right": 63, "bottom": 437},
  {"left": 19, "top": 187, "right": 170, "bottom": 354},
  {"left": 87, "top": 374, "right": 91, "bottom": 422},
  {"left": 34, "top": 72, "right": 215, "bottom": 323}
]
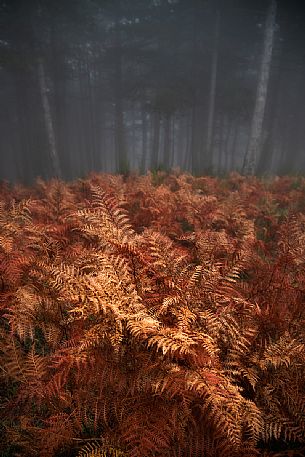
[
  {"left": 163, "top": 115, "right": 171, "bottom": 171},
  {"left": 151, "top": 111, "right": 160, "bottom": 170},
  {"left": 205, "top": 8, "right": 220, "bottom": 173},
  {"left": 114, "top": 4, "right": 128, "bottom": 174},
  {"left": 140, "top": 107, "right": 148, "bottom": 174}
]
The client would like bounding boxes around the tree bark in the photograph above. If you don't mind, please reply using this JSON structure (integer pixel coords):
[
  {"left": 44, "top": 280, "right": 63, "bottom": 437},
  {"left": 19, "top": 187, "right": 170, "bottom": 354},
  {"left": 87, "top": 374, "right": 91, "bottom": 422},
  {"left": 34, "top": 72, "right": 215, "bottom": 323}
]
[
  {"left": 140, "top": 106, "right": 148, "bottom": 174},
  {"left": 205, "top": 9, "right": 220, "bottom": 172},
  {"left": 151, "top": 111, "right": 160, "bottom": 170},
  {"left": 114, "top": 4, "right": 128, "bottom": 175},
  {"left": 242, "top": 0, "right": 276, "bottom": 175},
  {"left": 163, "top": 114, "right": 171, "bottom": 171},
  {"left": 190, "top": 104, "right": 201, "bottom": 175},
  {"left": 230, "top": 121, "right": 239, "bottom": 171},
  {"left": 37, "top": 60, "right": 62, "bottom": 179}
]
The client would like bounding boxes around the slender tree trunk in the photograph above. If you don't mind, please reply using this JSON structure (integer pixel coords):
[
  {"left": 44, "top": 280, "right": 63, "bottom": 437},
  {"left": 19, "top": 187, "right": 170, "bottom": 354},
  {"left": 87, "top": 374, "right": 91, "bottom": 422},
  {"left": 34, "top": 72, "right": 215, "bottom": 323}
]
[
  {"left": 219, "top": 114, "right": 227, "bottom": 174},
  {"left": 86, "top": 54, "right": 98, "bottom": 171},
  {"left": 171, "top": 116, "right": 176, "bottom": 169},
  {"left": 278, "top": 124, "right": 291, "bottom": 174},
  {"left": 140, "top": 106, "right": 148, "bottom": 174},
  {"left": 184, "top": 112, "right": 192, "bottom": 171},
  {"left": 114, "top": 5, "right": 128, "bottom": 174},
  {"left": 176, "top": 116, "right": 185, "bottom": 170},
  {"left": 224, "top": 118, "right": 233, "bottom": 173},
  {"left": 191, "top": 104, "right": 201, "bottom": 174},
  {"left": 230, "top": 121, "right": 239, "bottom": 170},
  {"left": 95, "top": 53, "right": 106, "bottom": 172},
  {"left": 131, "top": 104, "right": 137, "bottom": 168},
  {"left": 220, "top": 115, "right": 230, "bottom": 174},
  {"left": 151, "top": 111, "right": 160, "bottom": 170},
  {"left": 15, "top": 72, "right": 32, "bottom": 182},
  {"left": 163, "top": 115, "right": 171, "bottom": 171},
  {"left": 205, "top": 8, "right": 220, "bottom": 172},
  {"left": 242, "top": 0, "right": 277, "bottom": 175},
  {"left": 78, "top": 61, "right": 89, "bottom": 174},
  {"left": 37, "top": 60, "right": 62, "bottom": 179},
  {"left": 190, "top": 6, "right": 201, "bottom": 176},
  {"left": 50, "top": 23, "right": 69, "bottom": 178}
]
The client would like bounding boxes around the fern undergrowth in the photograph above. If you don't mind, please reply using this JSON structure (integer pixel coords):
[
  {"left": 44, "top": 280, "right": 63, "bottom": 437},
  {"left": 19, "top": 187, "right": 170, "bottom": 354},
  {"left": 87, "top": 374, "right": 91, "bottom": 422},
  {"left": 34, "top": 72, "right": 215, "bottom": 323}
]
[{"left": 0, "top": 172, "right": 304, "bottom": 457}]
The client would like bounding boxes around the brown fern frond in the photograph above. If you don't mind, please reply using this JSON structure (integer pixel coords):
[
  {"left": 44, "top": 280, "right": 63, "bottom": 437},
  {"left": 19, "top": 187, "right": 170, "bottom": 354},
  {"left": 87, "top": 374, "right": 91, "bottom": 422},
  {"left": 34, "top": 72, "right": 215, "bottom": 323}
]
[
  {"left": 261, "top": 414, "right": 304, "bottom": 443},
  {"left": 23, "top": 348, "right": 47, "bottom": 382},
  {"left": 78, "top": 319, "right": 123, "bottom": 353},
  {"left": 40, "top": 321, "right": 62, "bottom": 349},
  {"left": 74, "top": 186, "right": 134, "bottom": 246},
  {"left": 0, "top": 234, "right": 14, "bottom": 253},
  {"left": 37, "top": 413, "right": 75, "bottom": 457},
  {"left": 257, "top": 334, "right": 304, "bottom": 371},
  {"left": 1, "top": 336, "right": 26, "bottom": 382},
  {"left": 4, "top": 286, "right": 38, "bottom": 342},
  {"left": 119, "top": 400, "right": 175, "bottom": 457},
  {"left": 5, "top": 417, "right": 41, "bottom": 456},
  {"left": 147, "top": 328, "right": 197, "bottom": 357},
  {"left": 77, "top": 442, "right": 127, "bottom": 457},
  {"left": 126, "top": 313, "right": 160, "bottom": 340}
]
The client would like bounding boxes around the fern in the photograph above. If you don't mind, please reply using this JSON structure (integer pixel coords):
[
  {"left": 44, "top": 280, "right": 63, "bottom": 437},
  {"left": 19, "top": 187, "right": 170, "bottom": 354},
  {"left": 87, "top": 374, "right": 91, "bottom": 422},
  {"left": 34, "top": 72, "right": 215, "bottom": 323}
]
[
  {"left": 77, "top": 442, "right": 127, "bottom": 457},
  {"left": 1, "top": 174, "right": 305, "bottom": 456}
]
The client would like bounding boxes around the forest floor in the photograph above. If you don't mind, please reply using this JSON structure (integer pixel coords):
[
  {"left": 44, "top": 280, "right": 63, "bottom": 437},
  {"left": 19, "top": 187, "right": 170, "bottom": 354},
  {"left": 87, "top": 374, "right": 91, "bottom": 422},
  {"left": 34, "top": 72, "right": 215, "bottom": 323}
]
[{"left": 0, "top": 172, "right": 305, "bottom": 457}]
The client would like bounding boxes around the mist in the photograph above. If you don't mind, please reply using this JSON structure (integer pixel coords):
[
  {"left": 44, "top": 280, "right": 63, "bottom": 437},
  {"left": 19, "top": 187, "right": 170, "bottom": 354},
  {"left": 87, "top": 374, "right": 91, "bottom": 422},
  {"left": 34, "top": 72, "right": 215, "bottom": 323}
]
[
  {"left": 2, "top": 2, "right": 305, "bottom": 456},
  {"left": 1, "top": 0, "right": 305, "bottom": 182}
]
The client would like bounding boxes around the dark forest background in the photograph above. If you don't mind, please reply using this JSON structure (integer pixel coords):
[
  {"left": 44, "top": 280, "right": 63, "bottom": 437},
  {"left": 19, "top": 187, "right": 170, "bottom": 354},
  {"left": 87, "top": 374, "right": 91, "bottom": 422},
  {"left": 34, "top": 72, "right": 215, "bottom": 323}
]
[{"left": 1, "top": 0, "right": 305, "bottom": 183}]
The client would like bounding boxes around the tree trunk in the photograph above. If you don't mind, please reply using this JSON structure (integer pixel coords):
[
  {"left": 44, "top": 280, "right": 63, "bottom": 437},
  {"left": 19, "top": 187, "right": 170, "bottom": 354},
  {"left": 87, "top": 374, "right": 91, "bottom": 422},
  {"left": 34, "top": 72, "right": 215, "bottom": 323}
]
[
  {"left": 219, "top": 114, "right": 227, "bottom": 174},
  {"left": 114, "top": 5, "right": 128, "bottom": 175},
  {"left": 224, "top": 118, "right": 233, "bottom": 173},
  {"left": 171, "top": 116, "right": 176, "bottom": 169},
  {"left": 190, "top": 104, "right": 201, "bottom": 175},
  {"left": 151, "top": 111, "right": 160, "bottom": 170},
  {"left": 85, "top": 54, "right": 98, "bottom": 171},
  {"left": 242, "top": 0, "right": 277, "bottom": 175},
  {"left": 163, "top": 115, "right": 171, "bottom": 171},
  {"left": 140, "top": 107, "right": 148, "bottom": 174},
  {"left": 184, "top": 112, "right": 192, "bottom": 171},
  {"left": 230, "top": 121, "right": 239, "bottom": 171},
  {"left": 205, "top": 8, "right": 220, "bottom": 172},
  {"left": 256, "top": 46, "right": 283, "bottom": 176},
  {"left": 37, "top": 60, "right": 62, "bottom": 179}
]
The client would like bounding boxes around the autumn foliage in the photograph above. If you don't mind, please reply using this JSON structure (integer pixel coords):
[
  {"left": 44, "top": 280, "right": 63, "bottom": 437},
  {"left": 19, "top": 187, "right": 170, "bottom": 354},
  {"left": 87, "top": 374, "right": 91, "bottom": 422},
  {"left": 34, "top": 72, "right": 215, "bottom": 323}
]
[{"left": 0, "top": 172, "right": 305, "bottom": 457}]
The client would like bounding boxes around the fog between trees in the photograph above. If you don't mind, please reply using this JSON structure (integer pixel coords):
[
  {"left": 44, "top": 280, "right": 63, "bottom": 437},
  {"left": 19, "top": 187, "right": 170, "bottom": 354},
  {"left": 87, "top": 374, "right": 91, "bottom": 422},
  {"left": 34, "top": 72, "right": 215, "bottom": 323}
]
[{"left": 1, "top": 0, "right": 305, "bottom": 183}]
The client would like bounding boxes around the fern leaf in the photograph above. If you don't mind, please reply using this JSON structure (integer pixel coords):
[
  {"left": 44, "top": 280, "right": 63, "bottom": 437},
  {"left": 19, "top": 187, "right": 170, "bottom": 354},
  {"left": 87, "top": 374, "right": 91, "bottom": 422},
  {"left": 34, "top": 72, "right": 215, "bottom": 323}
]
[{"left": 77, "top": 442, "right": 127, "bottom": 457}]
